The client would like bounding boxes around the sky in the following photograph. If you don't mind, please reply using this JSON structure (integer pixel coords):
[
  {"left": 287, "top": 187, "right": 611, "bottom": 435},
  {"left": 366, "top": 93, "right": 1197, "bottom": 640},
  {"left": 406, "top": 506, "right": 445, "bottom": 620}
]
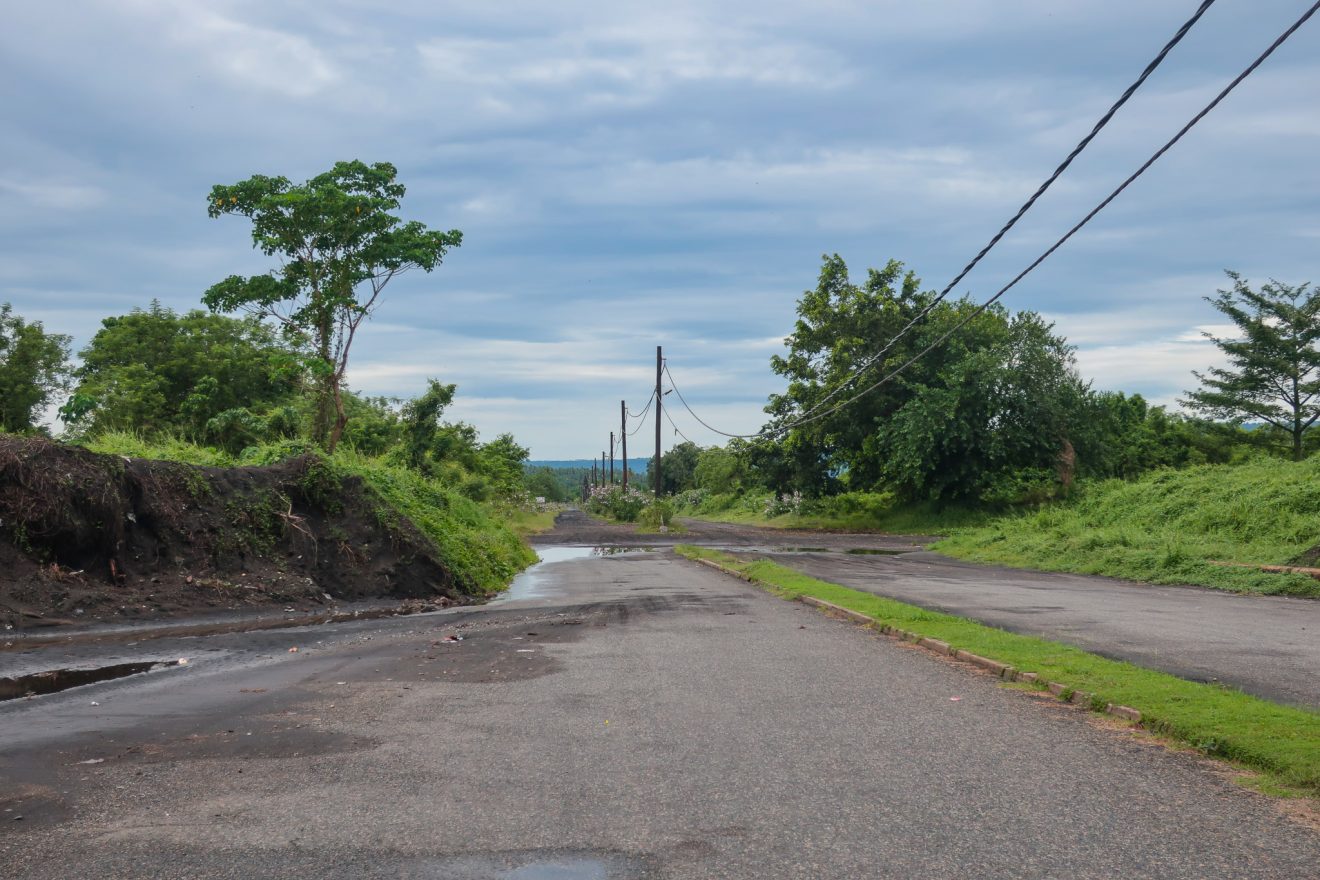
[{"left": 2, "top": 1, "right": 1317, "bottom": 459}]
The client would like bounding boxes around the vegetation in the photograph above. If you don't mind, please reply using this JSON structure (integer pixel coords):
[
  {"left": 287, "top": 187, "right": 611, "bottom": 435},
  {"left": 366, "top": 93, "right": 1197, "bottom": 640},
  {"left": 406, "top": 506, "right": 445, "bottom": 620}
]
[
  {"left": 204, "top": 160, "right": 462, "bottom": 452},
  {"left": 86, "top": 433, "right": 536, "bottom": 595},
  {"left": 1183, "top": 271, "right": 1320, "bottom": 461},
  {"left": 0, "top": 303, "right": 71, "bottom": 433},
  {"left": 60, "top": 302, "right": 300, "bottom": 444},
  {"left": 937, "top": 457, "right": 1320, "bottom": 597},
  {"left": 676, "top": 546, "right": 1320, "bottom": 797}
]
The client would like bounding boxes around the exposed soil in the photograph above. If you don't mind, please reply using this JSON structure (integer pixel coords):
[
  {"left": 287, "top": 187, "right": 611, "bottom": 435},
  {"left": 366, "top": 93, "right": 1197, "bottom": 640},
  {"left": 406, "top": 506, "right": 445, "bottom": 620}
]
[{"left": 0, "top": 437, "right": 469, "bottom": 630}]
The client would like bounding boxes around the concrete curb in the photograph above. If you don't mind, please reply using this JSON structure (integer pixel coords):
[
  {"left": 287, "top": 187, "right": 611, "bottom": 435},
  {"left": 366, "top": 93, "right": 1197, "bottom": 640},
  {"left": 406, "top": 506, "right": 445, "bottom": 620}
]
[{"left": 689, "top": 555, "right": 1144, "bottom": 726}]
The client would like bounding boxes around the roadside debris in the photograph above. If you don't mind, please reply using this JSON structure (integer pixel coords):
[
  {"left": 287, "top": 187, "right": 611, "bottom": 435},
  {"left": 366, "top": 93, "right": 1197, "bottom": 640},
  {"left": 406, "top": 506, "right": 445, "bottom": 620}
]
[{"left": 288, "top": 647, "right": 299, "bottom": 653}]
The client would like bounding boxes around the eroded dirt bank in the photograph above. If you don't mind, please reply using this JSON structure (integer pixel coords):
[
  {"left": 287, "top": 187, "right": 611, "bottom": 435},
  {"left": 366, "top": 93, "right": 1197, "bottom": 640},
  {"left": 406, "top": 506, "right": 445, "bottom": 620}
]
[{"left": 0, "top": 437, "right": 468, "bottom": 629}]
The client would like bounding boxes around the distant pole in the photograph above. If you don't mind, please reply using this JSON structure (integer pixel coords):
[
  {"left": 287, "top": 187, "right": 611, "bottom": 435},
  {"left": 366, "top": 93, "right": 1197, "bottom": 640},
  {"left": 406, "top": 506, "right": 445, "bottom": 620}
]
[
  {"left": 609, "top": 432, "right": 615, "bottom": 485},
  {"left": 654, "top": 345, "right": 663, "bottom": 498},
  {"left": 601, "top": 451, "right": 606, "bottom": 489},
  {"left": 592, "top": 460, "right": 597, "bottom": 487},
  {"left": 621, "top": 399, "right": 628, "bottom": 491}
]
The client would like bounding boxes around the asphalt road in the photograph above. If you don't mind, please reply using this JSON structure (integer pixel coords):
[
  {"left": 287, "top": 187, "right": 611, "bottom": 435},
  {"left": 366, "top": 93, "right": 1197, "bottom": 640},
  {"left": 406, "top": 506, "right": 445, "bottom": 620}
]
[
  {"left": 2, "top": 541, "right": 1317, "bottom": 878},
  {"left": 747, "top": 547, "right": 1320, "bottom": 710}
]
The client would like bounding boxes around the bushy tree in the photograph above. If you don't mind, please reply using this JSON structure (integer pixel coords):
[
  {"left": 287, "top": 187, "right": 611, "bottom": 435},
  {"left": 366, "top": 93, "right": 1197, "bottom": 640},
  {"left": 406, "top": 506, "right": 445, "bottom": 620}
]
[
  {"left": 766, "top": 255, "right": 1089, "bottom": 503},
  {"left": 203, "top": 161, "right": 462, "bottom": 452},
  {"left": 0, "top": 303, "right": 71, "bottom": 433},
  {"left": 1183, "top": 271, "right": 1320, "bottom": 461},
  {"left": 60, "top": 302, "right": 298, "bottom": 438}
]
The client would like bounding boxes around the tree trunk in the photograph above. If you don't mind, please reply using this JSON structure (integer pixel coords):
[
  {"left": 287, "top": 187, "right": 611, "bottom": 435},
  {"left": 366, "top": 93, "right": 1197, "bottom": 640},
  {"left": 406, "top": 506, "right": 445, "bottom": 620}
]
[{"left": 326, "top": 377, "right": 349, "bottom": 454}]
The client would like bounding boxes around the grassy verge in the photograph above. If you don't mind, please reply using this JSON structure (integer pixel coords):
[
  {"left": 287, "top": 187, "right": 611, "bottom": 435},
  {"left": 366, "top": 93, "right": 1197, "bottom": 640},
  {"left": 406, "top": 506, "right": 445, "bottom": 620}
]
[
  {"left": 506, "top": 507, "right": 561, "bottom": 538},
  {"left": 937, "top": 458, "right": 1320, "bottom": 598},
  {"left": 676, "top": 545, "right": 1320, "bottom": 798},
  {"left": 678, "top": 491, "right": 989, "bottom": 535}
]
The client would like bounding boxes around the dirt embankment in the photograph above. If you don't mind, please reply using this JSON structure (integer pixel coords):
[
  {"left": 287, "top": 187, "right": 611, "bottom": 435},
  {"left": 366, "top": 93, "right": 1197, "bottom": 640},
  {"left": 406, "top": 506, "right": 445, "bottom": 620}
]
[{"left": 0, "top": 437, "right": 468, "bottom": 629}]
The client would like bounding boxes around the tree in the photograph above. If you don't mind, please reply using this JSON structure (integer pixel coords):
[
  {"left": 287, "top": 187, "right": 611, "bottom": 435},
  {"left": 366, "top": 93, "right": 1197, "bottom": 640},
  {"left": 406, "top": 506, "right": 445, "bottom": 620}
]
[
  {"left": 1183, "top": 272, "right": 1320, "bottom": 461},
  {"left": 0, "top": 303, "right": 71, "bottom": 433},
  {"left": 765, "top": 255, "right": 1089, "bottom": 503},
  {"left": 60, "top": 302, "right": 299, "bottom": 439},
  {"left": 203, "top": 160, "right": 462, "bottom": 452}
]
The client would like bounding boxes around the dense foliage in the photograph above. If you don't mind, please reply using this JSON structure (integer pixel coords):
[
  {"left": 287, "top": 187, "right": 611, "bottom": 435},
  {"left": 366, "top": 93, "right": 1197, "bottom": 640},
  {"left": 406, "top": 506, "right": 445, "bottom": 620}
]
[
  {"left": 61, "top": 302, "right": 300, "bottom": 444},
  {"left": 0, "top": 303, "right": 70, "bottom": 433}
]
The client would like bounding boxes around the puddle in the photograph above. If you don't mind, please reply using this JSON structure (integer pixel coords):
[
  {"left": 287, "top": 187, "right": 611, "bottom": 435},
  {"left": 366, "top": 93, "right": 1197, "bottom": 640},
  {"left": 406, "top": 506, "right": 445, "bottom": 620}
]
[
  {"left": 400, "top": 850, "right": 642, "bottom": 879},
  {"left": 845, "top": 548, "right": 904, "bottom": 555},
  {"left": 776, "top": 547, "right": 830, "bottom": 553},
  {"left": 494, "top": 546, "right": 632, "bottom": 603},
  {"left": 0, "top": 660, "right": 184, "bottom": 702}
]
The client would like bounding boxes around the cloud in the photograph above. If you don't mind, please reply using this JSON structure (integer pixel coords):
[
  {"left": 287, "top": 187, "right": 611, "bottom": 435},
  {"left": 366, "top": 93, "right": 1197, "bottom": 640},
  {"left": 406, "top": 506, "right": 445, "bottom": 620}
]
[{"left": 0, "top": 179, "right": 107, "bottom": 212}]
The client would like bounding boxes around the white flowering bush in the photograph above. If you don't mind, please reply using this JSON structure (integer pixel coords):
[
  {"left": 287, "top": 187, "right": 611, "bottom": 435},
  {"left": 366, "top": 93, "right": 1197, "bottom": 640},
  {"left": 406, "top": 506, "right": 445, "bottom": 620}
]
[{"left": 763, "top": 490, "right": 803, "bottom": 517}]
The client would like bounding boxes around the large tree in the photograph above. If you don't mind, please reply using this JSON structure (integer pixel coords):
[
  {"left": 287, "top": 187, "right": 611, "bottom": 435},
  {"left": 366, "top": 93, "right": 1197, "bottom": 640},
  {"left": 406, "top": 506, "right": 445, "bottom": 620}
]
[
  {"left": 765, "top": 255, "right": 1088, "bottom": 503},
  {"left": 1183, "top": 271, "right": 1320, "bottom": 461},
  {"left": 203, "top": 160, "right": 462, "bottom": 452},
  {"left": 0, "top": 303, "right": 71, "bottom": 433}
]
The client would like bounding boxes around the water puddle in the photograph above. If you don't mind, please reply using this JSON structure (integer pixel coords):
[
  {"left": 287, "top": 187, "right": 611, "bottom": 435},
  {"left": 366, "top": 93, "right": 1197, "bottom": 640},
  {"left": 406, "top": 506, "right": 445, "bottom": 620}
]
[
  {"left": 400, "top": 850, "right": 641, "bottom": 879},
  {"left": 845, "top": 548, "right": 904, "bottom": 555},
  {"left": 494, "top": 546, "right": 632, "bottom": 603},
  {"left": 0, "top": 660, "right": 184, "bottom": 702}
]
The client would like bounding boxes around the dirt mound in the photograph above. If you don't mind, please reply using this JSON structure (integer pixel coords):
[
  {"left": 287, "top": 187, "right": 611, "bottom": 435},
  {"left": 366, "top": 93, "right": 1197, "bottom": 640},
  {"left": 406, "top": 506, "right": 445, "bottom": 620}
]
[{"left": 0, "top": 437, "right": 467, "bottom": 629}]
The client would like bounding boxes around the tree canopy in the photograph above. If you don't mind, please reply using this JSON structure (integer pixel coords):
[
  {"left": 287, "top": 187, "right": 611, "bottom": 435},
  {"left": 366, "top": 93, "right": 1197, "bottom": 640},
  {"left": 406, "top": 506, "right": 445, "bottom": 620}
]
[
  {"left": 60, "top": 301, "right": 299, "bottom": 439},
  {"left": 1183, "top": 271, "right": 1320, "bottom": 461},
  {"left": 203, "top": 160, "right": 462, "bottom": 452},
  {"left": 0, "top": 303, "right": 71, "bottom": 433}
]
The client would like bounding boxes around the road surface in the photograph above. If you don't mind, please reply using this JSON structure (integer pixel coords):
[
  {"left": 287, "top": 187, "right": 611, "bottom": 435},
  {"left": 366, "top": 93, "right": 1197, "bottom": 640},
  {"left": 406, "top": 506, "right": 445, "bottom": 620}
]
[{"left": 2, "top": 530, "right": 1316, "bottom": 878}]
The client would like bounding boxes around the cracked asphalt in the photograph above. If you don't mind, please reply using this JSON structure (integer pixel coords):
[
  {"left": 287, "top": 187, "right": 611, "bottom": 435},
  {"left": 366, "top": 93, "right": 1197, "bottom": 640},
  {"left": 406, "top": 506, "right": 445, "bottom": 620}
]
[{"left": 2, "top": 526, "right": 1318, "bottom": 878}]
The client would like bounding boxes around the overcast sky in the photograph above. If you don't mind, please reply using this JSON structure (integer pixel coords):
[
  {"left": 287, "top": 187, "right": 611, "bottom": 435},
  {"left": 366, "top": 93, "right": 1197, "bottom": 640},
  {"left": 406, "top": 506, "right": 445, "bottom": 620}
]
[{"left": 3, "top": 1, "right": 1317, "bottom": 459}]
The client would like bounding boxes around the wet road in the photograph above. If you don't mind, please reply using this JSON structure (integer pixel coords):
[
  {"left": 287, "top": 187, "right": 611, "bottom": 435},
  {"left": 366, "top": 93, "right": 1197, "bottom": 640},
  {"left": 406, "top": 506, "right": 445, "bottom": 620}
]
[{"left": 3, "top": 535, "right": 1318, "bottom": 878}]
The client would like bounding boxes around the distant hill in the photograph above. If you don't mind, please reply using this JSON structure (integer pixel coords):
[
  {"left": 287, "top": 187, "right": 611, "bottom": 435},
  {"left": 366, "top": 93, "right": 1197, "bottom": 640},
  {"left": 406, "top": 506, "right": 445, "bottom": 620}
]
[{"left": 526, "top": 459, "right": 598, "bottom": 470}]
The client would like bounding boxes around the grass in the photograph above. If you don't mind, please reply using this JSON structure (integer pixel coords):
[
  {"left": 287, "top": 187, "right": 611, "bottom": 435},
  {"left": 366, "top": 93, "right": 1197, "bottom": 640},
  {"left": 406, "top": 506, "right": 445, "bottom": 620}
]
[
  {"left": 937, "top": 458, "right": 1320, "bottom": 597},
  {"left": 680, "top": 491, "right": 990, "bottom": 535},
  {"left": 506, "top": 507, "right": 561, "bottom": 538},
  {"left": 676, "top": 545, "right": 1320, "bottom": 798}
]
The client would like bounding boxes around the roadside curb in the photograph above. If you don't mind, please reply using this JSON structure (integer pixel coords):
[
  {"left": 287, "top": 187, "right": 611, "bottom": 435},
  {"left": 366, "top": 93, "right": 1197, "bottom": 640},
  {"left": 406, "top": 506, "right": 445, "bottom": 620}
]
[{"left": 691, "top": 555, "right": 1144, "bottom": 726}]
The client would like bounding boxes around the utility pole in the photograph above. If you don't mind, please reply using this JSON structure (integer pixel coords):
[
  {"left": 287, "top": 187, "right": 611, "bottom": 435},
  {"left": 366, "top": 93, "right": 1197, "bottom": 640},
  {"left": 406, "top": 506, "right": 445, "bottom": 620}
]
[
  {"left": 654, "top": 345, "right": 663, "bottom": 498},
  {"left": 591, "top": 460, "right": 597, "bottom": 488},
  {"left": 609, "top": 432, "right": 615, "bottom": 485},
  {"left": 601, "top": 451, "right": 606, "bottom": 489},
  {"left": 620, "top": 399, "right": 628, "bottom": 491}
]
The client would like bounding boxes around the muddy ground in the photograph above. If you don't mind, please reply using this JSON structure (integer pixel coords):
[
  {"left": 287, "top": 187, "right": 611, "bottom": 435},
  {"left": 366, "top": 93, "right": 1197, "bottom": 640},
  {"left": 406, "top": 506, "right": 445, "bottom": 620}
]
[{"left": 0, "top": 437, "right": 468, "bottom": 631}]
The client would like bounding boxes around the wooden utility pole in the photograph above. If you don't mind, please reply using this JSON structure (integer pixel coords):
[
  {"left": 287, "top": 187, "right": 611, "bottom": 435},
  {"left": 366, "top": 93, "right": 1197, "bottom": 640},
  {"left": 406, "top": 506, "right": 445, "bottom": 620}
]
[
  {"left": 620, "top": 399, "right": 628, "bottom": 491},
  {"left": 654, "top": 345, "right": 663, "bottom": 498},
  {"left": 609, "top": 432, "right": 615, "bottom": 485},
  {"left": 591, "top": 460, "right": 597, "bottom": 487}
]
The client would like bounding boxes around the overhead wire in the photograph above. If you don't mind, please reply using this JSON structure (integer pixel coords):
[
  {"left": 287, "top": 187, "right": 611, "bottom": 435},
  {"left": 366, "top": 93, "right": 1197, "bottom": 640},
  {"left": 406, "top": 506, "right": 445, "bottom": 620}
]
[
  {"left": 661, "top": 0, "right": 1319, "bottom": 440},
  {"left": 660, "top": 392, "right": 696, "bottom": 444},
  {"left": 784, "top": 0, "right": 1220, "bottom": 424}
]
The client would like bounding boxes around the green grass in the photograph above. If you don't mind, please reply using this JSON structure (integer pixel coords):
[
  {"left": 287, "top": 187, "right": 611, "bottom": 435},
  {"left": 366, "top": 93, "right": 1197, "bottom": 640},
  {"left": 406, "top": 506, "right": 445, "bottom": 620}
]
[
  {"left": 676, "top": 545, "right": 1320, "bottom": 798},
  {"left": 680, "top": 491, "right": 990, "bottom": 535},
  {"left": 938, "top": 458, "right": 1320, "bottom": 597},
  {"left": 82, "top": 432, "right": 536, "bottom": 596},
  {"left": 506, "top": 507, "right": 561, "bottom": 538}
]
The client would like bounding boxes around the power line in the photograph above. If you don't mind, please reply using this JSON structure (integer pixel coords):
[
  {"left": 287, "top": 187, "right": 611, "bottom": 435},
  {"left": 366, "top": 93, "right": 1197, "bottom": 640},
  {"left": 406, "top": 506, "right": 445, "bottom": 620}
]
[
  {"left": 664, "top": 0, "right": 1319, "bottom": 440},
  {"left": 661, "top": 394, "right": 695, "bottom": 444},
  {"left": 788, "top": 0, "right": 1219, "bottom": 424},
  {"left": 626, "top": 390, "right": 655, "bottom": 436}
]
